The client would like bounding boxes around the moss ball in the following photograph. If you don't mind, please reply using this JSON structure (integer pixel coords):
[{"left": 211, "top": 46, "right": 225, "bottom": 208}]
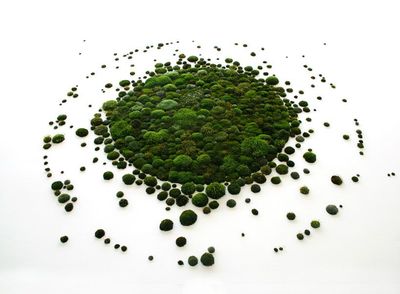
[
  {"left": 290, "top": 172, "right": 300, "bottom": 180},
  {"left": 343, "top": 134, "right": 350, "bottom": 140},
  {"left": 58, "top": 193, "right": 70, "bottom": 203},
  {"left": 208, "top": 246, "right": 215, "bottom": 253},
  {"left": 157, "top": 191, "right": 168, "bottom": 201},
  {"left": 187, "top": 55, "right": 199, "bottom": 63},
  {"left": 209, "top": 200, "right": 219, "bottom": 210},
  {"left": 287, "top": 212, "right": 296, "bottom": 220},
  {"left": 351, "top": 176, "right": 359, "bottom": 183},
  {"left": 119, "top": 199, "right": 128, "bottom": 207},
  {"left": 144, "top": 176, "right": 157, "bottom": 187},
  {"left": 116, "top": 191, "right": 124, "bottom": 198},
  {"left": 122, "top": 174, "right": 135, "bottom": 185},
  {"left": 326, "top": 204, "right": 339, "bottom": 215},
  {"left": 303, "top": 151, "right": 316, "bottom": 163},
  {"left": 192, "top": 193, "right": 209, "bottom": 207},
  {"left": 226, "top": 199, "right": 236, "bottom": 208},
  {"left": 52, "top": 134, "right": 65, "bottom": 144},
  {"left": 275, "top": 164, "right": 289, "bottom": 175},
  {"left": 161, "top": 182, "right": 171, "bottom": 191},
  {"left": 121, "top": 245, "right": 127, "bottom": 252},
  {"left": 177, "top": 260, "right": 184, "bottom": 266},
  {"left": 175, "top": 236, "right": 187, "bottom": 247},
  {"left": 205, "top": 182, "right": 226, "bottom": 199},
  {"left": 188, "top": 256, "right": 198, "bottom": 266},
  {"left": 227, "top": 182, "right": 241, "bottom": 195},
  {"left": 271, "top": 176, "right": 281, "bottom": 185},
  {"left": 304, "top": 229, "right": 311, "bottom": 236},
  {"left": 300, "top": 186, "right": 310, "bottom": 195},
  {"left": 102, "top": 171, "right": 113, "bottom": 180},
  {"left": 75, "top": 128, "right": 89, "bottom": 137},
  {"left": 179, "top": 210, "right": 198, "bottom": 226},
  {"left": 251, "top": 208, "right": 259, "bottom": 215},
  {"left": 200, "top": 252, "right": 214, "bottom": 266},
  {"left": 51, "top": 181, "right": 63, "bottom": 190},
  {"left": 250, "top": 184, "right": 261, "bottom": 193},
  {"left": 331, "top": 175, "right": 343, "bottom": 185},
  {"left": 297, "top": 233, "right": 304, "bottom": 240},
  {"left": 266, "top": 76, "right": 279, "bottom": 85},
  {"left": 43, "top": 136, "right": 51, "bottom": 143},
  {"left": 95, "top": 229, "right": 105, "bottom": 239},
  {"left": 159, "top": 219, "right": 174, "bottom": 231},
  {"left": 311, "top": 220, "right": 320, "bottom": 228},
  {"left": 64, "top": 203, "right": 73, "bottom": 212},
  {"left": 60, "top": 235, "right": 69, "bottom": 243}
]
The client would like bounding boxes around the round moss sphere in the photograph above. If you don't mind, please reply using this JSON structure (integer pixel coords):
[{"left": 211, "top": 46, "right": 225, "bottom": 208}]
[
  {"left": 226, "top": 199, "right": 236, "bottom": 208},
  {"left": 188, "top": 256, "right": 198, "bottom": 266},
  {"left": 192, "top": 193, "right": 209, "bottom": 207},
  {"left": 119, "top": 199, "right": 128, "bottom": 207},
  {"left": 75, "top": 128, "right": 89, "bottom": 137},
  {"left": 103, "top": 171, "right": 114, "bottom": 180},
  {"left": 250, "top": 184, "right": 261, "bottom": 193},
  {"left": 331, "top": 175, "right": 343, "bottom": 185},
  {"left": 200, "top": 252, "right": 215, "bottom": 266},
  {"left": 122, "top": 173, "right": 136, "bottom": 185},
  {"left": 271, "top": 176, "right": 281, "bottom": 185},
  {"left": 51, "top": 181, "right": 63, "bottom": 190},
  {"left": 297, "top": 233, "right": 304, "bottom": 240},
  {"left": 179, "top": 210, "right": 198, "bottom": 226},
  {"left": 159, "top": 219, "right": 174, "bottom": 231},
  {"left": 287, "top": 212, "right": 296, "bottom": 220},
  {"left": 60, "top": 235, "right": 69, "bottom": 243},
  {"left": 175, "top": 236, "right": 187, "bottom": 247},
  {"left": 303, "top": 151, "right": 316, "bottom": 163},
  {"left": 206, "top": 182, "right": 226, "bottom": 199},
  {"left": 52, "top": 134, "right": 65, "bottom": 144},
  {"left": 311, "top": 220, "right": 320, "bottom": 228},
  {"left": 326, "top": 204, "right": 339, "bottom": 215},
  {"left": 276, "top": 164, "right": 289, "bottom": 175},
  {"left": 95, "top": 229, "right": 105, "bottom": 239},
  {"left": 58, "top": 193, "right": 70, "bottom": 204},
  {"left": 300, "top": 186, "right": 310, "bottom": 195}
]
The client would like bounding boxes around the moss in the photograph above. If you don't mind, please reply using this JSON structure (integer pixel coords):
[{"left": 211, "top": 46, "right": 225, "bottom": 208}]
[
  {"left": 311, "top": 220, "right": 320, "bottom": 228},
  {"left": 200, "top": 252, "right": 214, "bottom": 266},
  {"left": 287, "top": 212, "right": 296, "bottom": 220},
  {"left": 51, "top": 181, "right": 63, "bottom": 190},
  {"left": 119, "top": 80, "right": 131, "bottom": 87},
  {"left": 187, "top": 55, "right": 199, "bottom": 62},
  {"left": 52, "top": 134, "right": 65, "bottom": 144},
  {"left": 60, "top": 235, "right": 69, "bottom": 243},
  {"left": 159, "top": 219, "right": 174, "bottom": 231},
  {"left": 251, "top": 208, "right": 259, "bottom": 215},
  {"left": 271, "top": 176, "right": 281, "bottom": 184},
  {"left": 250, "top": 184, "right": 261, "bottom": 193},
  {"left": 58, "top": 193, "right": 70, "bottom": 203},
  {"left": 290, "top": 172, "right": 300, "bottom": 180},
  {"left": 181, "top": 182, "right": 196, "bottom": 195},
  {"left": 64, "top": 203, "right": 74, "bottom": 212},
  {"left": 351, "top": 176, "right": 359, "bottom": 183},
  {"left": 303, "top": 151, "right": 316, "bottom": 163},
  {"left": 207, "top": 246, "right": 215, "bottom": 254},
  {"left": 300, "top": 186, "right": 310, "bottom": 195},
  {"left": 157, "top": 191, "right": 168, "bottom": 201},
  {"left": 252, "top": 173, "right": 266, "bottom": 184},
  {"left": 161, "top": 182, "right": 171, "bottom": 191},
  {"left": 227, "top": 182, "right": 241, "bottom": 195},
  {"left": 116, "top": 191, "right": 124, "bottom": 198},
  {"left": 326, "top": 204, "right": 339, "bottom": 215},
  {"left": 119, "top": 199, "right": 128, "bottom": 207},
  {"left": 192, "top": 193, "right": 209, "bottom": 207},
  {"left": 296, "top": 233, "right": 304, "bottom": 240},
  {"left": 206, "top": 182, "right": 226, "bottom": 199},
  {"left": 266, "top": 76, "right": 279, "bottom": 85},
  {"left": 188, "top": 256, "right": 198, "bottom": 266},
  {"left": 226, "top": 199, "right": 236, "bottom": 208},
  {"left": 43, "top": 136, "right": 51, "bottom": 143},
  {"left": 209, "top": 200, "right": 219, "bottom": 209},
  {"left": 121, "top": 246, "right": 127, "bottom": 252},
  {"left": 144, "top": 176, "right": 157, "bottom": 187},
  {"left": 331, "top": 175, "right": 343, "bottom": 185},
  {"left": 75, "top": 128, "right": 89, "bottom": 137},
  {"left": 275, "top": 164, "right": 289, "bottom": 175},
  {"left": 95, "top": 229, "right": 105, "bottom": 239},
  {"left": 169, "top": 188, "right": 181, "bottom": 198},
  {"left": 175, "top": 236, "right": 187, "bottom": 247},
  {"left": 343, "top": 134, "right": 350, "bottom": 140},
  {"left": 103, "top": 171, "right": 114, "bottom": 180},
  {"left": 176, "top": 195, "right": 189, "bottom": 207},
  {"left": 146, "top": 187, "right": 156, "bottom": 194},
  {"left": 179, "top": 210, "right": 198, "bottom": 226},
  {"left": 122, "top": 174, "right": 135, "bottom": 185},
  {"left": 203, "top": 207, "right": 211, "bottom": 214}
]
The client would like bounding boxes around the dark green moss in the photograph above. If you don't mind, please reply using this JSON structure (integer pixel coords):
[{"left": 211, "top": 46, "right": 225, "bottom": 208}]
[
  {"left": 303, "top": 151, "right": 316, "bottom": 163},
  {"left": 58, "top": 193, "right": 70, "bottom": 203},
  {"left": 311, "top": 220, "right": 320, "bottom": 228},
  {"left": 287, "top": 212, "right": 296, "bottom": 220},
  {"left": 175, "top": 236, "right": 187, "bottom": 247},
  {"left": 51, "top": 181, "right": 63, "bottom": 190},
  {"left": 103, "top": 171, "right": 114, "bottom": 180},
  {"left": 60, "top": 235, "right": 69, "bottom": 243},
  {"left": 331, "top": 175, "right": 343, "bottom": 185},
  {"left": 119, "top": 199, "right": 128, "bottom": 207},
  {"left": 275, "top": 164, "right": 289, "bottom": 175},
  {"left": 75, "top": 128, "right": 89, "bottom": 137},
  {"left": 209, "top": 200, "right": 219, "bottom": 209},
  {"left": 159, "top": 219, "right": 174, "bottom": 231},
  {"left": 64, "top": 203, "right": 73, "bottom": 212},
  {"left": 95, "top": 229, "right": 105, "bottom": 239},
  {"left": 250, "top": 184, "right": 261, "bottom": 193},
  {"left": 290, "top": 172, "right": 300, "bottom": 180},
  {"left": 226, "top": 199, "right": 236, "bottom": 208},
  {"left": 188, "top": 256, "right": 198, "bottom": 266},
  {"left": 300, "top": 186, "right": 310, "bottom": 195},
  {"left": 271, "top": 176, "right": 281, "bottom": 184},
  {"left": 179, "top": 210, "right": 197, "bottom": 226},
  {"left": 297, "top": 233, "right": 304, "bottom": 240},
  {"left": 326, "top": 204, "right": 339, "bottom": 215},
  {"left": 206, "top": 182, "right": 225, "bottom": 199},
  {"left": 251, "top": 208, "right": 259, "bottom": 215},
  {"left": 266, "top": 76, "right": 279, "bottom": 85},
  {"left": 52, "top": 134, "right": 65, "bottom": 144},
  {"left": 200, "top": 252, "right": 214, "bottom": 266},
  {"left": 227, "top": 182, "right": 241, "bottom": 195},
  {"left": 192, "top": 193, "right": 209, "bottom": 207}
]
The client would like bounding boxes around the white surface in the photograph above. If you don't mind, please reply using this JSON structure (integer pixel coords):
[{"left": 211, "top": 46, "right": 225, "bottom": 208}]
[{"left": 1, "top": 0, "right": 400, "bottom": 293}]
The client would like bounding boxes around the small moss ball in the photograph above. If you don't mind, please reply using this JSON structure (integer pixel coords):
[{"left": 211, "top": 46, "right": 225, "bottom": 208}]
[
  {"left": 290, "top": 172, "right": 300, "bottom": 180},
  {"left": 343, "top": 134, "right": 350, "bottom": 140},
  {"left": 331, "top": 175, "right": 343, "bottom": 185},
  {"left": 119, "top": 199, "right": 128, "bottom": 207},
  {"left": 122, "top": 174, "right": 135, "bottom": 185},
  {"left": 276, "top": 164, "right": 289, "bottom": 175},
  {"left": 300, "top": 186, "right": 310, "bottom": 195},
  {"left": 51, "top": 181, "right": 63, "bottom": 190},
  {"left": 52, "top": 134, "right": 65, "bottom": 144},
  {"left": 200, "top": 252, "right": 215, "bottom": 266},
  {"left": 326, "top": 204, "right": 339, "bottom": 215},
  {"left": 287, "top": 212, "right": 296, "bottom": 220},
  {"left": 271, "top": 176, "right": 281, "bottom": 185},
  {"left": 297, "top": 233, "right": 304, "bottom": 240},
  {"left": 351, "top": 176, "right": 359, "bottom": 183},
  {"left": 251, "top": 208, "right": 259, "bottom": 215},
  {"left": 206, "top": 182, "right": 226, "bottom": 199},
  {"left": 103, "top": 171, "right": 114, "bottom": 180},
  {"left": 250, "top": 184, "right": 261, "bottom": 193},
  {"left": 175, "top": 236, "right": 187, "bottom": 247},
  {"left": 226, "top": 199, "right": 236, "bottom": 208},
  {"left": 159, "top": 219, "right": 174, "bottom": 231},
  {"left": 75, "top": 128, "right": 89, "bottom": 137},
  {"left": 266, "top": 76, "right": 279, "bottom": 85},
  {"left": 311, "top": 220, "right": 320, "bottom": 228},
  {"left": 95, "top": 229, "right": 105, "bottom": 239},
  {"left": 227, "top": 183, "right": 241, "bottom": 195},
  {"left": 58, "top": 193, "right": 70, "bottom": 204},
  {"left": 179, "top": 210, "right": 198, "bottom": 226},
  {"left": 64, "top": 203, "right": 74, "bottom": 212},
  {"left": 208, "top": 246, "right": 215, "bottom": 253},
  {"left": 209, "top": 200, "right": 219, "bottom": 209},
  {"left": 188, "top": 256, "right": 198, "bottom": 266},
  {"left": 303, "top": 151, "right": 317, "bottom": 163},
  {"left": 60, "top": 235, "right": 69, "bottom": 243},
  {"left": 192, "top": 193, "right": 209, "bottom": 207}
]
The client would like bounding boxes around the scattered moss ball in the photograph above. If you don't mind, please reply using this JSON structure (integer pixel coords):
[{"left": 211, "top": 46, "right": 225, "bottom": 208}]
[
  {"left": 75, "top": 128, "right": 89, "bottom": 137},
  {"left": 121, "top": 245, "right": 127, "bottom": 252},
  {"left": 287, "top": 212, "right": 296, "bottom": 220},
  {"left": 188, "top": 256, "right": 198, "bottom": 266},
  {"left": 271, "top": 176, "right": 281, "bottom": 184},
  {"left": 64, "top": 203, "right": 74, "bottom": 212},
  {"left": 343, "top": 134, "right": 350, "bottom": 140},
  {"left": 175, "top": 236, "right": 187, "bottom": 247},
  {"left": 208, "top": 246, "right": 215, "bottom": 253},
  {"left": 122, "top": 174, "right": 135, "bottom": 185},
  {"left": 266, "top": 76, "right": 279, "bottom": 85},
  {"left": 178, "top": 260, "right": 184, "bottom": 266},
  {"left": 119, "top": 199, "right": 128, "bottom": 207},
  {"left": 52, "top": 134, "right": 65, "bottom": 144},
  {"left": 251, "top": 208, "right": 259, "bottom": 215},
  {"left": 275, "top": 164, "right": 289, "bottom": 175},
  {"left": 351, "top": 176, "right": 359, "bottom": 183},
  {"left": 300, "top": 186, "right": 310, "bottom": 195},
  {"left": 200, "top": 252, "right": 215, "bottom": 266},
  {"left": 290, "top": 172, "right": 300, "bottom": 180},
  {"left": 60, "top": 235, "right": 69, "bottom": 243},
  {"left": 250, "top": 184, "right": 261, "bottom": 193},
  {"left": 209, "top": 200, "right": 219, "bottom": 210},
  {"left": 58, "top": 193, "right": 70, "bottom": 204},
  {"left": 303, "top": 151, "right": 316, "bottom": 163},
  {"left": 304, "top": 229, "right": 311, "bottom": 236},
  {"left": 311, "top": 220, "right": 320, "bottom": 228},
  {"left": 95, "top": 229, "right": 105, "bottom": 239},
  {"left": 226, "top": 199, "right": 236, "bottom": 208},
  {"left": 192, "top": 193, "right": 209, "bottom": 207},
  {"left": 331, "top": 175, "right": 343, "bottom": 185},
  {"left": 326, "top": 204, "right": 339, "bottom": 215},
  {"left": 159, "top": 219, "right": 174, "bottom": 231},
  {"left": 179, "top": 210, "right": 198, "bottom": 226},
  {"left": 206, "top": 182, "right": 226, "bottom": 199},
  {"left": 297, "top": 233, "right": 304, "bottom": 240},
  {"left": 51, "top": 181, "right": 63, "bottom": 190},
  {"left": 103, "top": 171, "right": 114, "bottom": 180},
  {"left": 227, "top": 183, "right": 241, "bottom": 195}
]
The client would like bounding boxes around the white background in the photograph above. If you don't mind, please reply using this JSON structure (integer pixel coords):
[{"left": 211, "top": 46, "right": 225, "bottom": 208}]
[{"left": 1, "top": 0, "right": 400, "bottom": 293}]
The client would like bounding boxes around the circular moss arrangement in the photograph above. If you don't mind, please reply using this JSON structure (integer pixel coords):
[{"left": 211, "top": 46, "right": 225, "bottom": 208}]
[
  {"left": 200, "top": 252, "right": 215, "bottom": 266},
  {"left": 191, "top": 193, "right": 209, "bottom": 207},
  {"left": 326, "top": 204, "right": 339, "bottom": 215},
  {"left": 60, "top": 235, "right": 69, "bottom": 243},
  {"left": 52, "top": 134, "right": 65, "bottom": 144},
  {"left": 331, "top": 175, "right": 343, "bottom": 185},
  {"left": 159, "top": 219, "right": 174, "bottom": 231},
  {"left": 179, "top": 210, "right": 198, "bottom": 226}
]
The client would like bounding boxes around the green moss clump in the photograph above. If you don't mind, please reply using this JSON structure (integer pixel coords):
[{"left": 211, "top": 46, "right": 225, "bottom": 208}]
[
  {"left": 303, "top": 151, "right": 316, "bottom": 163},
  {"left": 326, "top": 204, "right": 339, "bottom": 215},
  {"left": 175, "top": 236, "right": 187, "bottom": 247},
  {"left": 290, "top": 172, "right": 300, "bottom": 180},
  {"left": 161, "top": 182, "right": 171, "bottom": 191},
  {"left": 226, "top": 199, "right": 236, "bottom": 208},
  {"left": 227, "top": 182, "right": 241, "bottom": 195},
  {"left": 250, "top": 184, "right": 261, "bottom": 193},
  {"left": 276, "top": 164, "right": 289, "bottom": 175},
  {"left": 206, "top": 182, "right": 226, "bottom": 199},
  {"left": 122, "top": 174, "right": 135, "bottom": 185},
  {"left": 266, "top": 76, "right": 279, "bottom": 85},
  {"left": 159, "top": 219, "right": 174, "bottom": 231},
  {"left": 188, "top": 256, "right": 198, "bottom": 266},
  {"left": 181, "top": 182, "right": 196, "bottom": 195},
  {"left": 95, "top": 229, "right": 105, "bottom": 239},
  {"left": 200, "top": 252, "right": 215, "bottom": 266},
  {"left": 51, "top": 181, "right": 63, "bottom": 190},
  {"left": 179, "top": 210, "right": 198, "bottom": 226},
  {"left": 311, "top": 220, "right": 320, "bottom": 228},
  {"left": 187, "top": 55, "right": 199, "bottom": 62},
  {"left": 351, "top": 176, "right": 359, "bottom": 182},
  {"left": 75, "top": 128, "right": 89, "bottom": 137},
  {"left": 57, "top": 114, "right": 67, "bottom": 121},
  {"left": 209, "top": 200, "right": 219, "bottom": 210},
  {"left": 103, "top": 171, "right": 114, "bottom": 180},
  {"left": 300, "top": 186, "right": 310, "bottom": 195},
  {"left": 58, "top": 193, "right": 70, "bottom": 203},
  {"left": 271, "top": 176, "right": 281, "bottom": 184},
  {"left": 116, "top": 191, "right": 124, "bottom": 198},
  {"left": 144, "top": 176, "right": 157, "bottom": 187},
  {"left": 64, "top": 203, "right": 73, "bottom": 212},
  {"left": 119, "top": 199, "right": 128, "bottom": 207},
  {"left": 52, "top": 134, "right": 65, "bottom": 144},
  {"left": 331, "top": 175, "right": 343, "bottom": 185},
  {"left": 343, "top": 134, "right": 350, "bottom": 140},
  {"left": 287, "top": 212, "right": 296, "bottom": 220},
  {"left": 296, "top": 233, "right": 304, "bottom": 240},
  {"left": 119, "top": 80, "right": 131, "bottom": 87},
  {"left": 60, "top": 235, "right": 69, "bottom": 243},
  {"left": 192, "top": 193, "right": 209, "bottom": 207},
  {"left": 43, "top": 136, "right": 51, "bottom": 143}
]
